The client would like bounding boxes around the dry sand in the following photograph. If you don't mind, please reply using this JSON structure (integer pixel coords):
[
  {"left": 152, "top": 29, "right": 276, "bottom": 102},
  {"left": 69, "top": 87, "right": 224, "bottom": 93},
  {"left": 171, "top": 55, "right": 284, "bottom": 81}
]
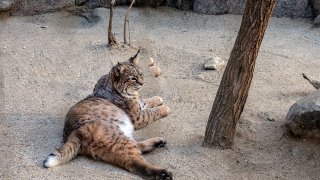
[{"left": 1, "top": 6, "right": 320, "bottom": 180}]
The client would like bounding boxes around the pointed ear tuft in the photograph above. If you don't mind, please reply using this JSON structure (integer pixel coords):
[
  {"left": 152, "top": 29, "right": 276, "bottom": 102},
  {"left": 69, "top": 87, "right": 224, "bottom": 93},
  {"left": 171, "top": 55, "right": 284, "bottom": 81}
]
[
  {"left": 114, "top": 62, "right": 125, "bottom": 77},
  {"left": 129, "top": 49, "right": 140, "bottom": 66}
]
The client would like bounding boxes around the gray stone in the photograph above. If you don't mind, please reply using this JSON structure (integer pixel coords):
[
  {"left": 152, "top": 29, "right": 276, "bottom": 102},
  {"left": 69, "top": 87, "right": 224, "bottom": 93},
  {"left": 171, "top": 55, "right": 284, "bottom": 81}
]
[
  {"left": 291, "top": 147, "right": 299, "bottom": 157},
  {"left": 203, "top": 56, "right": 225, "bottom": 70},
  {"left": 314, "top": 15, "right": 320, "bottom": 26},
  {"left": 286, "top": 89, "right": 320, "bottom": 138},
  {"left": 193, "top": 0, "right": 228, "bottom": 15},
  {"left": 0, "top": 0, "right": 14, "bottom": 12}
]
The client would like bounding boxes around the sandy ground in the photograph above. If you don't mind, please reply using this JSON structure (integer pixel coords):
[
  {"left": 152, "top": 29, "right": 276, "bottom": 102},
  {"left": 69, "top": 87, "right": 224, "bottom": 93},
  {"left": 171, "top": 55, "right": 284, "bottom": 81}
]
[{"left": 1, "top": 6, "right": 320, "bottom": 180}]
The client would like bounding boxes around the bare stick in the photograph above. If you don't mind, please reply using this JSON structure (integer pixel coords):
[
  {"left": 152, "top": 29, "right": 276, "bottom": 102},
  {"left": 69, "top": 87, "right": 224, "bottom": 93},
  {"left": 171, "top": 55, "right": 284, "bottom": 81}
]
[
  {"left": 108, "top": 0, "right": 117, "bottom": 45},
  {"left": 128, "top": 19, "right": 131, "bottom": 45},
  {"left": 124, "top": 0, "right": 135, "bottom": 44},
  {"left": 302, "top": 73, "right": 320, "bottom": 89}
]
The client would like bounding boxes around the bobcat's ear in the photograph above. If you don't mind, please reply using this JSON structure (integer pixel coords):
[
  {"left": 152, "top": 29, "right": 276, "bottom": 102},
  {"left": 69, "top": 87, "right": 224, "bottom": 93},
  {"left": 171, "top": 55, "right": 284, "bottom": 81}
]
[
  {"left": 114, "top": 62, "right": 125, "bottom": 77},
  {"left": 128, "top": 49, "right": 140, "bottom": 66}
]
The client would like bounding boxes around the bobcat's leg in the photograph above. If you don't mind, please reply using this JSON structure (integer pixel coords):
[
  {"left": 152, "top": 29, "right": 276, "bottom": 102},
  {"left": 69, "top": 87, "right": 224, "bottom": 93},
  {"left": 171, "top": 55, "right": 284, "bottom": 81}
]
[
  {"left": 43, "top": 131, "right": 81, "bottom": 168},
  {"left": 92, "top": 136, "right": 172, "bottom": 180},
  {"left": 140, "top": 96, "right": 163, "bottom": 109},
  {"left": 134, "top": 105, "right": 171, "bottom": 129},
  {"left": 137, "top": 137, "right": 167, "bottom": 154}
]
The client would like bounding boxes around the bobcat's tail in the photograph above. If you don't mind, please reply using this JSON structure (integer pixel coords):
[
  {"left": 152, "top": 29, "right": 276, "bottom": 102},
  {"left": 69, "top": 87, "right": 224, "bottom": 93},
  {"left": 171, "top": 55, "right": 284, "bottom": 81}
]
[{"left": 43, "top": 131, "right": 81, "bottom": 168}]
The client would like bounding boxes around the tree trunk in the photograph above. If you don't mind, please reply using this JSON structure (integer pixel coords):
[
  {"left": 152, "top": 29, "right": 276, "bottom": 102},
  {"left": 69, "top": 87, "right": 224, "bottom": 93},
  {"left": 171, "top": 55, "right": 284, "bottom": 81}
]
[
  {"left": 202, "top": 0, "right": 276, "bottom": 149},
  {"left": 108, "top": 0, "right": 117, "bottom": 45}
]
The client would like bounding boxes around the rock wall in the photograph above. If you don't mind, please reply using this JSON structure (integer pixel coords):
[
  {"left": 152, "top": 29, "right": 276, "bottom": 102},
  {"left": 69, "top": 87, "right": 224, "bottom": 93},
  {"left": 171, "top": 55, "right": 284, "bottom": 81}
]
[
  {"left": 193, "top": 0, "right": 314, "bottom": 18},
  {"left": 0, "top": 0, "right": 319, "bottom": 18}
]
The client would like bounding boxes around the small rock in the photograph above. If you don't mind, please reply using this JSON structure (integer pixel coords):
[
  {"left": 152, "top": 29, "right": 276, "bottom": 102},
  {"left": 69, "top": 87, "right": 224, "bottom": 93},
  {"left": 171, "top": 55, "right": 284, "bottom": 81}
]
[
  {"left": 0, "top": 0, "right": 14, "bottom": 12},
  {"left": 291, "top": 147, "right": 299, "bottom": 157},
  {"left": 149, "top": 66, "right": 161, "bottom": 77},
  {"left": 204, "top": 56, "right": 225, "bottom": 70},
  {"left": 267, "top": 117, "right": 276, "bottom": 122},
  {"left": 40, "top": 25, "right": 48, "bottom": 28},
  {"left": 313, "top": 15, "right": 320, "bottom": 26},
  {"left": 196, "top": 73, "right": 205, "bottom": 80},
  {"left": 149, "top": 57, "right": 155, "bottom": 66}
]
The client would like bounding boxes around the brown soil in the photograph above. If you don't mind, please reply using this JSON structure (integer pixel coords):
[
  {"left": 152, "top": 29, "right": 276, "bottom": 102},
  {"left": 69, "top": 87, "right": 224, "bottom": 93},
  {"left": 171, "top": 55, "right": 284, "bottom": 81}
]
[{"left": 1, "top": 7, "right": 320, "bottom": 180}]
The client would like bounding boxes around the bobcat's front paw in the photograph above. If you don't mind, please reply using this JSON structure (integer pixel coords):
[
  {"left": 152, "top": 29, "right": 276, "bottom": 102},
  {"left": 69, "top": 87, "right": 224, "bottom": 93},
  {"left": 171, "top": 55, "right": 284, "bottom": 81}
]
[
  {"left": 152, "top": 96, "right": 163, "bottom": 106},
  {"left": 160, "top": 105, "right": 171, "bottom": 117}
]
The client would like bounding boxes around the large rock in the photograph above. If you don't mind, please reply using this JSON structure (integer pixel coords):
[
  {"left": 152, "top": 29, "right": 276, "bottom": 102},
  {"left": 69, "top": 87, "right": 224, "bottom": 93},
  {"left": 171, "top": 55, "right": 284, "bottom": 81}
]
[
  {"left": 310, "top": 0, "right": 320, "bottom": 16},
  {"left": 193, "top": 0, "right": 228, "bottom": 15},
  {"left": 286, "top": 89, "right": 320, "bottom": 138},
  {"left": 193, "top": 0, "right": 313, "bottom": 18},
  {"left": 310, "top": 0, "right": 320, "bottom": 24},
  {"left": 13, "top": 0, "right": 74, "bottom": 15},
  {"left": 273, "top": 0, "right": 312, "bottom": 18},
  {"left": 0, "top": 0, "right": 14, "bottom": 12},
  {"left": 167, "top": 0, "right": 195, "bottom": 10}
]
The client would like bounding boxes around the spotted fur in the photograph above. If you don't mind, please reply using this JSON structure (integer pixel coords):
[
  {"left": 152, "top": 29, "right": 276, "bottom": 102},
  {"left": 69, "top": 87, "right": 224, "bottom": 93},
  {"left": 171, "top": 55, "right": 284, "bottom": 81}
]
[{"left": 43, "top": 50, "right": 172, "bottom": 180}]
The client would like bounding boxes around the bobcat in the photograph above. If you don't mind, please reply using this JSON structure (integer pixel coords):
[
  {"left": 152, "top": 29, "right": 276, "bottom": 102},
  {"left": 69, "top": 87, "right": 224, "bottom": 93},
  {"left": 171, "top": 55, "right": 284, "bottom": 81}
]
[{"left": 43, "top": 50, "right": 173, "bottom": 180}]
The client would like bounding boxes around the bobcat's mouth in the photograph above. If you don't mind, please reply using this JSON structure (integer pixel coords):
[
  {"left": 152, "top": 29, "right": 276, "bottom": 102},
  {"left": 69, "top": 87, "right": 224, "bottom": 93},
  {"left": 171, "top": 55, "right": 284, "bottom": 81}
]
[{"left": 124, "top": 85, "right": 141, "bottom": 97}]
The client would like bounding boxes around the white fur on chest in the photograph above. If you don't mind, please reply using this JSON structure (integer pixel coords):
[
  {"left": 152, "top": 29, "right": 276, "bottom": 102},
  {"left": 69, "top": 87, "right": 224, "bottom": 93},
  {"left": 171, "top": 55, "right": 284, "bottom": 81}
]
[{"left": 118, "top": 113, "right": 134, "bottom": 140}]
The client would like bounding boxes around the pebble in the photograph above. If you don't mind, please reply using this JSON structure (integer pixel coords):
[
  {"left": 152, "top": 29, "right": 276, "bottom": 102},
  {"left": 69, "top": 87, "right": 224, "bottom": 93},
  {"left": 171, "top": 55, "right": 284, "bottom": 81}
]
[
  {"left": 196, "top": 73, "right": 205, "bottom": 80},
  {"left": 149, "top": 66, "right": 161, "bottom": 77},
  {"left": 204, "top": 56, "right": 225, "bottom": 70},
  {"left": 149, "top": 57, "right": 155, "bottom": 66},
  {"left": 291, "top": 147, "right": 299, "bottom": 157}
]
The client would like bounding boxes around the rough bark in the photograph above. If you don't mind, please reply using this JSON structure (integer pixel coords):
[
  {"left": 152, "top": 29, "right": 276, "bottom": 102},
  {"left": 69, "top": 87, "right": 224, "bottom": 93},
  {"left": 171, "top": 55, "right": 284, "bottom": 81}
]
[
  {"left": 202, "top": 0, "right": 276, "bottom": 149},
  {"left": 108, "top": 0, "right": 117, "bottom": 45}
]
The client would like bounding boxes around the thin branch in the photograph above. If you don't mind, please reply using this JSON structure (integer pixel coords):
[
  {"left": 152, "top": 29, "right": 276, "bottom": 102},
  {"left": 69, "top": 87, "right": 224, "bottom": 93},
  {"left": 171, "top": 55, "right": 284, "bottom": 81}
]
[
  {"left": 124, "top": 0, "right": 135, "bottom": 44},
  {"left": 302, "top": 73, "right": 320, "bottom": 89},
  {"left": 128, "top": 19, "right": 131, "bottom": 45}
]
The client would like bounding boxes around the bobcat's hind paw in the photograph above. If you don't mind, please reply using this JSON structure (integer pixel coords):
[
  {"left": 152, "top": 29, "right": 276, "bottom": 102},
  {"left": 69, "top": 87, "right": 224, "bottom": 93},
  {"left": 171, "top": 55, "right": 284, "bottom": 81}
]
[
  {"left": 153, "top": 137, "right": 167, "bottom": 148},
  {"left": 43, "top": 153, "right": 59, "bottom": 168},
  {"left": 155, "top": 169, "right": 173, "bottom": 180}
]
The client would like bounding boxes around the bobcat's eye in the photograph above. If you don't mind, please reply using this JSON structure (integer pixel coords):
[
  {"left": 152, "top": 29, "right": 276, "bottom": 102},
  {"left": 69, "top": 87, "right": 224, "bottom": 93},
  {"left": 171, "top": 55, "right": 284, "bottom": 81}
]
[{"left": 130, "top": 77, "right": 137, "bottom": 81}]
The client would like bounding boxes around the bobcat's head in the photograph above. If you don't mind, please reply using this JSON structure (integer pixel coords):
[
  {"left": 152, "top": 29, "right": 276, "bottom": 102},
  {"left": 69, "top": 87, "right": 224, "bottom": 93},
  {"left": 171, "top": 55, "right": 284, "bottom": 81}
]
[{"left": 111, "top": 50, "right": 144, "bottom": 98}]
